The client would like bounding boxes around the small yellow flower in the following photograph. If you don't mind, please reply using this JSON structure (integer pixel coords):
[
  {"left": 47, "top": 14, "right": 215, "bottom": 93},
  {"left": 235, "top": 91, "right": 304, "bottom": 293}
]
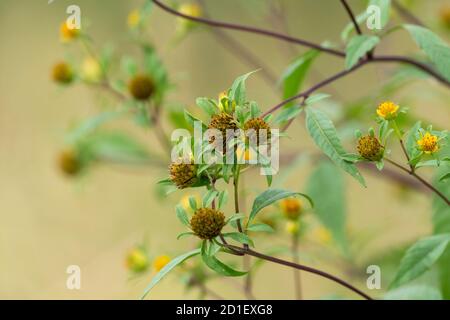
[
  {"left": 180, "top": 194, "right": 201, "bottom": 211},
  {"left": 126, "top": 247, "right": 149, "bottom": 273},
  {"left": 417, "top": 132, "right": 440, "bottom": 154},
  {"left": 285, "top": 221, "right": 300, "bottom": 235},
  {"left": 60, "top": 21, "right": 80, "bottom": 43},
  {"left": 440, "top": 5, "right": 450, "bottom": 29},
  {"left": 177, "top": 3, "right": 202, "bottom": 32},
  {"left": 376, "top": 101, "right": 399, "bottom": 120},
  {"left": 153, "top": 255, "right": 171, "bottom": 272},
  {"left": 81, "top": 57, "right": 103, "bottom": 83},
  {"left": 313, "top": 227, "right": 332, "bottom": 245},
  {"left": 280, "top": 198, "right": 302, "bottom": 220},
  {"left": 127, "top": 10, "right": 141, "bottom": 29}
]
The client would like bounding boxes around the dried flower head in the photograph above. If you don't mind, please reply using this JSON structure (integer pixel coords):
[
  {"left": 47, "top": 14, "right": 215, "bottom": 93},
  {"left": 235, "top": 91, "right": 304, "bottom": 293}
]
[
  {"left": 169, "top": 162, "right": 197, "bottom": 189},
  {"left": 208, "top": 113, "right": 238, "bottom": 150},
  {"left": 417, "top": 131, "right": 440, "bottom": 154},
  {"left": 376, "top": 101, "right": 399, "bottom": 120},
  {"left": 280, "top": 198, "right": 302, "bottom": 220},
  {"left": 60, "top": 22, "right": 80, "bottom": 42},
  {"left": 126, "top": 247, "right": 148, "bottom": 273},
  {"left": 357, "top": 135, "right": 384, "bottom": 161},
  {"left": 190, "top": 208, "right": 226, "bottom": 240},
  {"left": 128, "top": 75, "right": 155, "bottom": 101},
  {"left": 244, "top": 118, "right": 271, "bottom": 145},
  {"left": 58, "top": 149, "right": 81, "bottom": 176},
  {"left": 153, "top": 255, "right": 171, "bottom": 272},
  {"left": 52, "top": 62, "right": 74, "bottom": 85}
]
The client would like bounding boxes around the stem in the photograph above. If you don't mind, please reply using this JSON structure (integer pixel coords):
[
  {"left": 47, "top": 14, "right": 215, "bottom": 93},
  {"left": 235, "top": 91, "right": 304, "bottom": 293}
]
[
  {"left": 152, "top": 0, "right": 345, "bottom": 57},
  {"left": 385, "top": 158, "right": 450, "bottom": 206},
  {"left": 221, "top": 243, "right": 373, "bottom": 300},
  {"left": 292, "top": 235, "right": 302, "bottom": 300},
  {"left": 340, "top": 0, "right": 362, "bottom": 35}
]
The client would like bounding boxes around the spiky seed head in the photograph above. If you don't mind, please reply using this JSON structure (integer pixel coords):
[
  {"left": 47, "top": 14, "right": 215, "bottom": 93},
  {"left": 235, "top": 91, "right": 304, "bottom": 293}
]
[
  {"left": 52, "top": 62, "right": 74, "bottom": 85},
  {"left": 208, "top": 113, "right": 238, "bottom": 150},
  {"left": 244, "top": 118, "right": 271, "bottom": 144},
  {"left": 169, "top": 162, "right": 197, "bottom": 189},
  {"left": 357, "top": 135, "right": 384, "bottom": 161},
  {"left": 128, "top": 75, "right": 155, "bottom": 101},
  {"left": 190, "top": 208, "right": 226, "bottom": 240}
]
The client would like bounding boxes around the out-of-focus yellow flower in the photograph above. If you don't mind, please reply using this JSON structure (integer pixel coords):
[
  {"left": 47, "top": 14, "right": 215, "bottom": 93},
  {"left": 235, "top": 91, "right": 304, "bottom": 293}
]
[
  {"left": 127, "top": 9, "right": 141, "bottom": 29},
  {"left": 280, "top": 198, "right": 302, "bottom": 220},
  {"left": 180, "top": 194, "right": 201, "bottom": 211},
  {"left": 60, "top": 21, "right": 80, "bottom": 43},
  {"left": 285, "top": 221, "right": 300, "bottom": 235},
  {"left": 440, "top": 5, "right": 450, "bottom": 29},
  {"left": 81, "top": 57, "right": 103, "bottom": 83},
  {"left": 417, "top": 132, "right": 440, "bottom": 154},
  {"left": 177, "top": 3, "right": 202, "bottom": 32},
  {"left": 153, "top": 255, "right": 171, "bottom": 272},
  {"left": 126, "top": 247, "right": 149, "bottom": 273},
  {"left": 313, "top": 227, "right": 332, "bottom": 245},
  {"left": 236, "top": 146, "right": 252, "bottom": 162},
  {"left": 376, "top": 101, "right": 399, "bottom": 120}
]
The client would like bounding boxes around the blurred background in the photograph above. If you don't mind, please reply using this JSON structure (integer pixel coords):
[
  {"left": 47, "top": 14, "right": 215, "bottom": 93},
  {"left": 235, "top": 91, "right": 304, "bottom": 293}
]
[{"left": 0, "top": 0, "right": 449, "bottom": 299}]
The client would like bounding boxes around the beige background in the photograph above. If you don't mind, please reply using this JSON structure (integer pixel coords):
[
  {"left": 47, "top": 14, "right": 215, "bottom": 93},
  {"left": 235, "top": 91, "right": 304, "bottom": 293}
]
[{"left": 0, "top": 0, "right": 448, "bottom": 299}]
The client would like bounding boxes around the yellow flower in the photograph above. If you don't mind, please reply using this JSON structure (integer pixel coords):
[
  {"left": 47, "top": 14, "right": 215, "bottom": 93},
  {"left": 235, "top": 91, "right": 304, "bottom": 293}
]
[
  {"left": 285, "top": 221, "right": 300, "bottom": 235},
  {"left": 127, "top": 9, "right": 141, "bottom": 29},
  {"left": 60, "top": 21, "right": 80, "bottom": 42},
  {"left": 440, "top": 5, "right": 450, "bottom": 29},
  {"left": 126, "top": 248, "right": 148, "bottom": 273},
  {"left": 417, "top": 132, "right": 440, "bottom": 154},
  {"left": 177, "top": 3, "right": 202, "bottom": 32},
  {"left": 180, "top": 194, "right": 201, "bottom": 211},
  {"left": 313, "top": 227, "right": 332, "bottom": 245},
  {"left": 153, "top": 255, "right": 171, "bottom": 272},
  {"left": 376, "top": 101, "right": 399, "bottom": 120},
  {"left": 280, "top": 198, "right": 302, "bottom": 220},
  {"left": 81, "top": 57, "right": 103, "bottom": 83}
]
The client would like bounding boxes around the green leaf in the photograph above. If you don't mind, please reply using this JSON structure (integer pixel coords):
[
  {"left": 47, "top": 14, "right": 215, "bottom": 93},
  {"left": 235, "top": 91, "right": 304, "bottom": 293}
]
[
  {"left": 121, "top": 56, "right": 138, "bottom": 76},
  {"left": 175, "top": 205, "right": 190, "bottom": 227},
  {"left": 404, "top": 24, "right": 450, "bottom": 82},
  {"left": 247, "top": 223, "right": 274, "bottom": 233},
  {"left": 390, "top": 234, "right": 450, "bottom": 289},
  {"left": 229, "top": 70, "right": 258, "bottom": 106},
  {"left": 405, "top": 121, "right": 421, "bottom": 158},
  {"left": 279, "top": 50, "right": 319, "bottom": 107},
  {"left": 217, "top": 190, "right": 229, "bottom": 210},
  {"left": 177, "top": 232, "right": 195, "bottom": 240},
  {"left": 439, "top": 172, "right": 450, "bottom": 182},
  {"left": 196, "top": 97, "right": 219, "bottom": 116},
  {"left": 226, "top": 213, "right": 246, "bottom": 225},
  {"left": 141, "top": 249, "right": 200, "bottom": 299},
  {"left": 305, "top": 107, "right": 366, "bottom": 186},
  {"left": 184, "top": 110, "right": 207, "bottom": 131},
  {"left": 202, "top": 190, "right": 219, "bottom": 207},
  {"left": 384, "top": 285, "right": 442, "bottom": 300},
  {"left": 273, "top": 105, "right": 303, "bottom": 125},
  {"left": 248, "top": 189, "right": 313, "bottom": 225},
  {"left": 306, "top": 161, "right": 348, "bottom": 251},
  {"left": 189, "top": 196, "right": 198, "bottom": 211},
  {"left": 345, "top": 35, "right": 380, "bottom": 69},
  {"left": 201, "top": 242, "right": 247, "bottom": 277},
  {"left": 222, "top": 232, "right": 255, "bottom": 247},
  {"left": 305, "top": 93, "right": 331, "bottom": 105}
]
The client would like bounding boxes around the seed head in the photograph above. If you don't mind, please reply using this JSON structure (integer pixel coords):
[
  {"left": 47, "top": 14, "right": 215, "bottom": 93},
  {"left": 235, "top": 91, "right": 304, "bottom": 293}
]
[
  {"left": 208, "top": 113, "right": 238, "bottom": 150},
  {"left": 244, "top": 118, "right": 271, "bottom": 144},
  {"left": 190, "top": 208, "right": 226, "bottom": 240},
  {"left": 58, "top": 149, "right": 81, "bottom": 176},
  {"left": 357, "top": 135, "right": 384, "bottom": 161},
  {"left": 169, "top": 162, "right": 197, "bottom": 189},
  {"left": 52, "top": 62, "right": 74, "bottom": 85},
  {"left": 128, "top": 75, "right": 155, "bottom": 101}
]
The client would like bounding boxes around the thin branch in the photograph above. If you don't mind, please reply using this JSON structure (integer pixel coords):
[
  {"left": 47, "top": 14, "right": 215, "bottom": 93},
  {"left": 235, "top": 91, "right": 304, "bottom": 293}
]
[
  {"left": 221, "top": 243, "right": 373, "bottom": 300},
  {"left": 385, "top": 158, "right": 450, "bottom": 206},
  {"left": 292, "top": 235, "right": 302, "bottom": 300},
  {"left": 152, "top": 0, "right": 346, "bottom": 57},
  {"left": 340, "top": 0, "right": 362, "bottom": 35}
]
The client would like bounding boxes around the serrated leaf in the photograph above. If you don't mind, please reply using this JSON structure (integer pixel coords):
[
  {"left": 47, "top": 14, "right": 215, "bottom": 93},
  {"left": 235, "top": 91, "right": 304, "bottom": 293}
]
[
  {"left": 248, "top": 189, "right": 313, "bottom": 225},
  {"left": 305, "top": 107, "right": 366, "bottom": 186},
  {"left": 141, "top": 249, "right": 200, "bottom": 299},
  {"left": 306, "top": 161, "right": 347, "bottom": 251},
  {"left": 390, "top": 234, "right": 450, "bottom": 289},
  {"left": 345, "top": 35, "right": 380, "bottom": 69},
  {"left": 229, "top": 70, "right": 258, "bottom": 106},
  {"left": 404, "top": 24, "right": 450, "bottom": 82}
]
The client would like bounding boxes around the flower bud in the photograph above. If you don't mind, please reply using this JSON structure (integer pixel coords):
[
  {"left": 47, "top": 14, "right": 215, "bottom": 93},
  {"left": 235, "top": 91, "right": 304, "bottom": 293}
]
[
  {"left": 128, "top": 75, "right": 155, "bottom": 101},
  {"left": 52, "top": 62, "right": 74, "bottom": 85},
  {"left": 126, "top": 247, "right": 149, "bottom": 273},
  {"left": 58, "top": 149, "right": 81, "bottom": 176},
  {"left": 280, "top": 198, "right": 302, "bottom": 220},
  {"left": 357, "top": 135, "right": 384, "bottom": 161}
]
